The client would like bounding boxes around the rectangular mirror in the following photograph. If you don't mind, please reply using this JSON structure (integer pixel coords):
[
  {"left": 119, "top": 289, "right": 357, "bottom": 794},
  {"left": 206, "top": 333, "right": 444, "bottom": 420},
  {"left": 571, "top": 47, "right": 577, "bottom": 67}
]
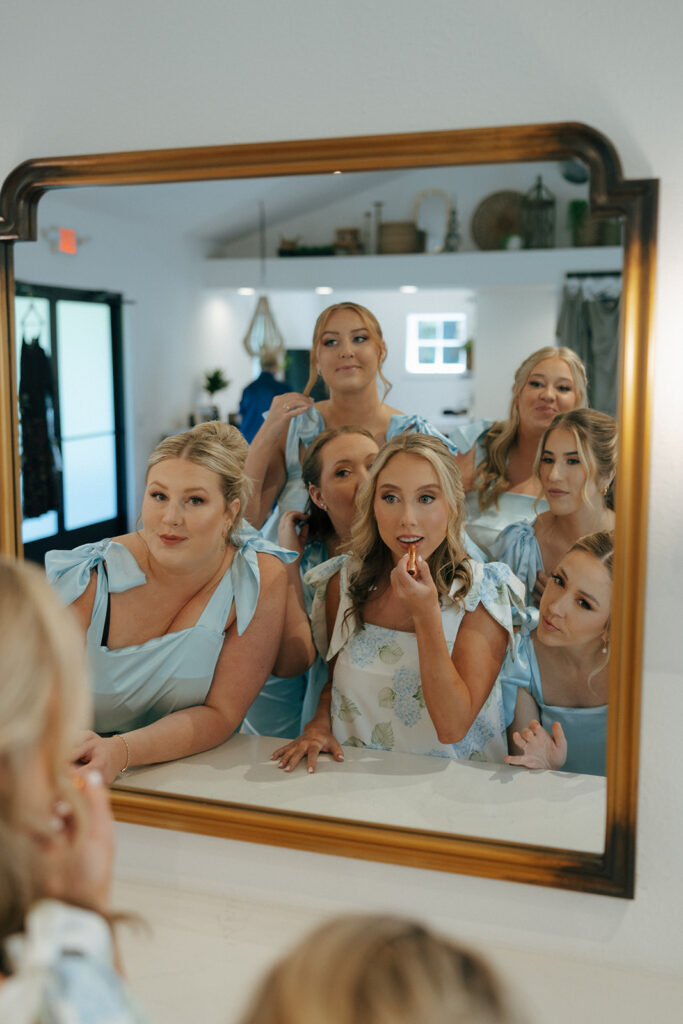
[{"left": 0, "top": 124, "right": 658, "bottom": 896}]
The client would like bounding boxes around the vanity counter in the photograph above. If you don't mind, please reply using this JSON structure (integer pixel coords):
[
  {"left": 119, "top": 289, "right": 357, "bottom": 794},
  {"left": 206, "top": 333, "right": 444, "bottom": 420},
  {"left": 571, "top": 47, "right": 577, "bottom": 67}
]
[{"left": 114, "top": 734, "right": 606, "bottom": 853}]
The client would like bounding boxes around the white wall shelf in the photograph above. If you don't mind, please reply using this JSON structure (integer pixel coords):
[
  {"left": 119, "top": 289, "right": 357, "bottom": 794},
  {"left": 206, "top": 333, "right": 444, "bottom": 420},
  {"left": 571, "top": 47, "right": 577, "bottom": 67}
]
[{"left": 203, "top": 246, "right": 623, "bottom": 292}]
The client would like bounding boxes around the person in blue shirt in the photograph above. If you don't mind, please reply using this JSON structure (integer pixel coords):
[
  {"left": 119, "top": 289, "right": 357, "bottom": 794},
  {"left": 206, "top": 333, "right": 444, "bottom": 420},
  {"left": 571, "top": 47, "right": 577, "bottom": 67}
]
[{"left": 238, "top": 351, "right": 289, "bottom": 444}]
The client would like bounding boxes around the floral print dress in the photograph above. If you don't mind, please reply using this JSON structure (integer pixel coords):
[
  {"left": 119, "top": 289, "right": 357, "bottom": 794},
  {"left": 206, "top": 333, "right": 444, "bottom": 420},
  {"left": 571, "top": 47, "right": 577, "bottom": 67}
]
[{"left": 305, "top": 556, "right": 525, "bottom": 763}]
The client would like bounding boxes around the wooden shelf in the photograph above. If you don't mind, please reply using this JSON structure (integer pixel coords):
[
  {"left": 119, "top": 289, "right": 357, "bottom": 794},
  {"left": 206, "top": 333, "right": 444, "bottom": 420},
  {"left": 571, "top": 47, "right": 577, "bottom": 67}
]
[{"left": 203, "top": 247, "right": 623, "bottom": 292}]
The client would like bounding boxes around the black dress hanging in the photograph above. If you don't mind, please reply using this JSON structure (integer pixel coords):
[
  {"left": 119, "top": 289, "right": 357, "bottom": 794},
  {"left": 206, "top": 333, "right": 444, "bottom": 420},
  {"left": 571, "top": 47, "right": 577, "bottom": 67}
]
[{"left": 19, "top": 336, "right": 60, "bottom": 519}]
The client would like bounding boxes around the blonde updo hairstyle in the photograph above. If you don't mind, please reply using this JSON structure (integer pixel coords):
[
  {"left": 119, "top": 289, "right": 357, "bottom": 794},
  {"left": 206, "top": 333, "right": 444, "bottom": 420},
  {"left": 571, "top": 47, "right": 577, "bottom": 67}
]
[
  {"left": 146, "top": 421, "right": 251, "bottom": 542},
  {"left": 0, "top": 557, "right": 91, "bottom": 945},
  {"left": 237, "top": 913, "right": 519, "bottom": 1024},
  {"left": 303, "top": 302, "right": 392, "bottom": 400},
  {"left": 568, "top": 529, "right": 614, "bottom": 578},
  {"left": 474, "top": 346, "right": 588, "bottom": 511},
  {"left": 535, "top": 409, "right": 617, "bottom": 511},
  {"left": 348, "top": 433, "right": 471, "bottom": 620}
]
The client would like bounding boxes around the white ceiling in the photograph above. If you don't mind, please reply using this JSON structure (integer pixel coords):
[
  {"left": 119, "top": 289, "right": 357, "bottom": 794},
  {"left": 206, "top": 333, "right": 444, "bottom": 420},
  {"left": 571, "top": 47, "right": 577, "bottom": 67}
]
[{"left": 45, "top": 169, "right": 413, "bottom": 247}]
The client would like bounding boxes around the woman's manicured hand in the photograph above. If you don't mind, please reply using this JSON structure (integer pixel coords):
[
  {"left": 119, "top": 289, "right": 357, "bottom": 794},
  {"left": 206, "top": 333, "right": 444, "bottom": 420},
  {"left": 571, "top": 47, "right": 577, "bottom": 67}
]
[{"left": 271, "top": 726, "right": 344, "bottom": 774}]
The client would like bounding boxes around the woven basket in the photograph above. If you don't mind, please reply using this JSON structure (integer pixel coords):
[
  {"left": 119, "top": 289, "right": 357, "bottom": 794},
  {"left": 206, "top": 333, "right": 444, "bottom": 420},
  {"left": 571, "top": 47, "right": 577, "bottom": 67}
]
[{"left": 379, "top": 221, "right": 422, "bottom": 254}]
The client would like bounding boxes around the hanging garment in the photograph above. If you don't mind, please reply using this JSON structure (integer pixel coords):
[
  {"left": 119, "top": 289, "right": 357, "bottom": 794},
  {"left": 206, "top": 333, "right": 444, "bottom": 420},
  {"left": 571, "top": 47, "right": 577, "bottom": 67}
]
[
  {"left": 18, "top": 337, "right": 60, "bottom": 519},
  {"left": 556, "top": 278, "right": 621, "bottom": 417}
]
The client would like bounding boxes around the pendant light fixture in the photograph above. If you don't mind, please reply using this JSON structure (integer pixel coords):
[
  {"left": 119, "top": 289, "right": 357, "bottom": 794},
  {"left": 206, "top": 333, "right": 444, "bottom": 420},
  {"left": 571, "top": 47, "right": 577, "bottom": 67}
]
[{"left": 242, "top": 202, "right": 286, "bottom": 360}]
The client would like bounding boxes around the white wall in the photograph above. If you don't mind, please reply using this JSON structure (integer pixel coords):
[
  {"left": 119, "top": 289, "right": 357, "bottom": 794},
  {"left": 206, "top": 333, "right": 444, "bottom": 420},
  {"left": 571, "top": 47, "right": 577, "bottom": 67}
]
[{"left": 2, "top": 0, "right": 682, "bottom": 1013}]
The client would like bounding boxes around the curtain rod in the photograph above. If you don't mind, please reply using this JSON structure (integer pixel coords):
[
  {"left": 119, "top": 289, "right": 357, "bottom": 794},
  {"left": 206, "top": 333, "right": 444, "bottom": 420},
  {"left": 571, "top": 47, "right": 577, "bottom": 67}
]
[{"left": 565, "top": 270, "right": 622, "bottom": 279}]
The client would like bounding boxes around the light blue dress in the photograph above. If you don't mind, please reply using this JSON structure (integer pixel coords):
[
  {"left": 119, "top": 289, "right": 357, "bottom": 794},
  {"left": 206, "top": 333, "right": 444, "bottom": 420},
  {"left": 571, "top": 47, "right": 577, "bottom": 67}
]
[
  {"left": 1, "top": 901, "right": 150, "bottom": 1023},
  {"left": 449, "top": 418, "right": 547, "bottom": 560},
  {"left": 305, "top": 555, "right": 526, "bottom": 763},
  {"left": 489, "top": 520, "right": 544, "bottom": 605},
  {"left": 500, "top": 616, "right": 607, "bottom": 776},
  {"left": 241, "top": 537, "right": 329, "bottom": 738},
  {"left": 46, "top": 533, "right": 296, "bottom": 735}
]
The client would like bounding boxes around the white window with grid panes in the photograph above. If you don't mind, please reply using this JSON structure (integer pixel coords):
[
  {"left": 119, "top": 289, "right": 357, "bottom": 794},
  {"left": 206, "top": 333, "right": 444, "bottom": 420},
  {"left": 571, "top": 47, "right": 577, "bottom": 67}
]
[{"left": 406, "top": 313, "right": 468, "bottom": 374}]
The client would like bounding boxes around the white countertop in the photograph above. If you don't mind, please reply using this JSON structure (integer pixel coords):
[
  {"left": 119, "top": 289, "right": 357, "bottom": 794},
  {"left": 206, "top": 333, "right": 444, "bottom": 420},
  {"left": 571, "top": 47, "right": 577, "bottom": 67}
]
[{"left": 114, "top": 734, "right": 606, "bottom": 853}]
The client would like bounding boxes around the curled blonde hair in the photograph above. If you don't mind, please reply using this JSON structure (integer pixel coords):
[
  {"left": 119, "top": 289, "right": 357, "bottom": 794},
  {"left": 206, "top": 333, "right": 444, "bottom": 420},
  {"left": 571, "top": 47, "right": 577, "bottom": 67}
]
[
  {"left": 0, "top": 557, "right": 91, "bottom": 944},
  {"left": 237, "top": 913, "right": 519, "bottom": 1024},
  {"left": 303, "top": 302, "right": 392, "bottom": 400},
  {"left": 348, "top": 433, "right": 471, "bottom": 621},
  {"left": 535, "top": 409, "right": 617, "bottom": 511},
  {"left": 474, "top": 346, "right": 588, "bottom": 511},
  {"left": 147, "top": 421, "right": 250, "bottom": 541}
]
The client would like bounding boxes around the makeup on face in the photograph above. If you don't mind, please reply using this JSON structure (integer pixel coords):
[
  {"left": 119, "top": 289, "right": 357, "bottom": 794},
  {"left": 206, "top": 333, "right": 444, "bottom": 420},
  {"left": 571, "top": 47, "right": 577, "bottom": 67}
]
[
  {"left": 537, "top": 550, "right": 612, "bottom": 648},
  {"left": 374, "top": 452, "right": 450, "bottom": 566},
  {"left": 516, "top": 357, "right": 580, "bottom": 433}
]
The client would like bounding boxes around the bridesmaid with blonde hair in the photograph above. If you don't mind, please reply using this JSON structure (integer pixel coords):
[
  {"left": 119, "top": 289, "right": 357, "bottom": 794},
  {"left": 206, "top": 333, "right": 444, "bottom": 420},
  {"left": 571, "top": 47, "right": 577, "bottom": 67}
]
[
  {"left": 490, "top": 408, "right": 616, "bottom": 604},
  {"left": 450, "top": 345, "right": 587, "bottom": 559}
]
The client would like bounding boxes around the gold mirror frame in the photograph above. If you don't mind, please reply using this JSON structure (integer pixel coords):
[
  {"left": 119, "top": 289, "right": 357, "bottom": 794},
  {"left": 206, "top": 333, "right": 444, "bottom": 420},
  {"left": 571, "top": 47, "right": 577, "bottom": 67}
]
[{"left": 0, "top": 122, "right": 657, "bottom": 897}]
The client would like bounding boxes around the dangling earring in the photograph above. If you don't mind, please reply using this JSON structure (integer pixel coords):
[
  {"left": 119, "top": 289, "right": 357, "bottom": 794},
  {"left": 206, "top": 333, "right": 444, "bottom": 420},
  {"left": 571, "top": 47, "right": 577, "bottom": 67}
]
[
  {"left": 601, "top": 634, "right": 610, "bottom": 656},
  {"left": 320, "top": 502, "right": 328, "bottom": 511}
]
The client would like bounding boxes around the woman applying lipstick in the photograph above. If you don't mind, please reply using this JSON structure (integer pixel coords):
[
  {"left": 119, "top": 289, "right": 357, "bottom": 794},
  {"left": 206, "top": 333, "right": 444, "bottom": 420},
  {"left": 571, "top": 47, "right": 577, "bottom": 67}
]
[
  {"left": 449, "top": 346, "right": 587, "bottom": 559},
  {"left": 502, "top": 531, "right": 613, "bottom": 776},
  {"left": 244, "top": 302, "right": 457, "bottom": 536},
  {"left": 490, "top": 409, "right": 616, "bottom": 604},
  {"left": 272, "top": 434, "right": 525, "bottom": 772},
  {"left": 46, "top": 422, "right": 313, "bottom": 783}
]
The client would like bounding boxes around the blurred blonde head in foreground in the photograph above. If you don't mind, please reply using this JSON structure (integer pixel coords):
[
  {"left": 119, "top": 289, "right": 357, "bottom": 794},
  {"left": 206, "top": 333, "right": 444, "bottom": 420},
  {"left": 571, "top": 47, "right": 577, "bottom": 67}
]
[{"left": 237, "top": 912, "right": 522, "bottom": 1024}]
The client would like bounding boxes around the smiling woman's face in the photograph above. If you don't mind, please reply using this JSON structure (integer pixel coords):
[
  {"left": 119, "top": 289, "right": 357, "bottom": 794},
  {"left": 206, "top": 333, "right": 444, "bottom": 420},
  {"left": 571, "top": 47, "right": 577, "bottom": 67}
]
[
  {"left": 141, "top": 458, "right": 237, "bottom": 567},
  {"left": 537, "top": 549, "right": 612, "bottom": 649},
  {"left": 315, "top": 308, "right": 385, "bottom": 392},
  {"left": 516, "top": 357, "right": 580, "bottom": 435},
  {"left": 538, "top": 427, "right": 603, "bottom": 514}
]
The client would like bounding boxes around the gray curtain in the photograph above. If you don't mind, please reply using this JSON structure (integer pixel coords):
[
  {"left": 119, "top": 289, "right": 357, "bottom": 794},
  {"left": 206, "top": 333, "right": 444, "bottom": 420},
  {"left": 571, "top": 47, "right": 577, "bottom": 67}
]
[{"left": 556, "top": 277, "right": 621, "bottom": 417}]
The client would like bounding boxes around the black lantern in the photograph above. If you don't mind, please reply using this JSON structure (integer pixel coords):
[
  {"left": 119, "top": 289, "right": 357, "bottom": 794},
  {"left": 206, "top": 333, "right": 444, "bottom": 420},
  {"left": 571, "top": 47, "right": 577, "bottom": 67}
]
[{"left": 521, "top": 175, "right": 556, "bottom": 249}]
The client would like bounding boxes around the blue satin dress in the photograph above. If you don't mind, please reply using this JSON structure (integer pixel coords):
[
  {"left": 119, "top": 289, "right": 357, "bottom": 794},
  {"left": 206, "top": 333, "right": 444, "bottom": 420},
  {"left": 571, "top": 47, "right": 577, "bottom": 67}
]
[
  {"left": 500, "top": 615, "right": 607, "bottom": 777},
  {"left": 46, "top": 533, "right": 296, "bottom": 734}
]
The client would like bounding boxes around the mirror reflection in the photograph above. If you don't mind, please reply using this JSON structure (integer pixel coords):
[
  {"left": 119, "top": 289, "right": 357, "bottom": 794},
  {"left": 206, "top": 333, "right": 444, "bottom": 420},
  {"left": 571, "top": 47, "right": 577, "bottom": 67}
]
[{"left": 12, "top": 158, "right": 623, "bottom": 852}]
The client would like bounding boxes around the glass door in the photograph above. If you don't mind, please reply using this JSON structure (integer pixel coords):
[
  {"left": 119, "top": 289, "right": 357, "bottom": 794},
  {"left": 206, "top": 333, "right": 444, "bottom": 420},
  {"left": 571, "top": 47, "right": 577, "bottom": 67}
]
[{"left": 15, "top": 283, "right": 126, "bottom": 564}]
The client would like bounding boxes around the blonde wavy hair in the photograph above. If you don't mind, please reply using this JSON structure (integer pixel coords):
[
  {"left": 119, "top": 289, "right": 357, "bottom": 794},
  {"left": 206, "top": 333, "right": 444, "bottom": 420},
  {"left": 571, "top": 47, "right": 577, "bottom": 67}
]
[
  {"left": 303, "top": 302, "right": 392, "bottom": 400},
  {"left": 534, "top": 409, "right": 617, "bottom": 511},
  {"left": 237, "top": 913, "right": 520, "bottom": 1024},
  {"left": 347, "top": 433, "right": 471, "bottom": 621},
  {"left": 474, "top": 346, "right": 587, "bottom": 511},
  {"left": 0, "top": 557, "right": 91, "bottom": 946},
  {"left": 147, "top": 421, "right": 251, "bottom": 541}
]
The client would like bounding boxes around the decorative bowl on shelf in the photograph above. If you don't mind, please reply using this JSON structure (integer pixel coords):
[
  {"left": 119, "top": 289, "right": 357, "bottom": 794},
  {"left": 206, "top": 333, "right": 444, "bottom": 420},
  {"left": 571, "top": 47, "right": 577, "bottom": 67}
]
[{"left": 471, "top": 190, "right": 524, "bottom": 250}]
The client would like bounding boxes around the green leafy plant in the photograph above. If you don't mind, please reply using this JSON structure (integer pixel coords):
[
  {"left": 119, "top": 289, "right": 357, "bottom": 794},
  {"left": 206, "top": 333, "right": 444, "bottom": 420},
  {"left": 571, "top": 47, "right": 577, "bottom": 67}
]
[{"left": 203, "top": 369, "right": 230, "bottom": 396}]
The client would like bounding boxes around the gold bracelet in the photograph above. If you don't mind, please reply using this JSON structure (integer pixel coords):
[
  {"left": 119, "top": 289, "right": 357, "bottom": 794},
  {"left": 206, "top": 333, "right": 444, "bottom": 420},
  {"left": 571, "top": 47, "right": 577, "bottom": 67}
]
[{"left": 117, "top": 733, "right": 130, "bottom": 774}]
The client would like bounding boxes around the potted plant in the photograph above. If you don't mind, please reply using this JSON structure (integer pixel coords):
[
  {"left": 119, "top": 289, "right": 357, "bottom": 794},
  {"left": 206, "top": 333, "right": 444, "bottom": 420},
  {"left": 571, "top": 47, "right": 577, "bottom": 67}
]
[
  {"left": 202, "top": 368, "right": 230, "bottom": 420},
  {"left": 567, "top": 200, "right": 601, "bottom": 247},
  {"left": 464, "top": 338, "right": 474, "bottom": 373}
]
